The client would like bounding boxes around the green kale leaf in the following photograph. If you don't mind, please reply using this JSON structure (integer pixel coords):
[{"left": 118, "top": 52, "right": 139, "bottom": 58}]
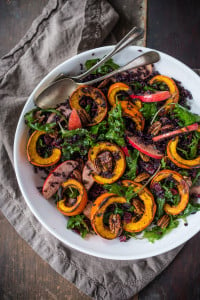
[
  {"left": 24, "top": 109, "right": 56, "bottom": 133},
  {"left": 173, "top": 104, "right": 200, "bottom": 126},
  {"left": 155, "top": 197, "right": 165, "bottom": 219},
  {"left": 189, "top": 132, "right": 200, "bottom": 159},
  {"left": 140, "top": 103, "right": 157, "bottom": 121},
  {"left": 124, "top": 149, "right": 139, "bottom": 180},
  {"left": 105, "top": 102, "right": 126, "bottom": 146},
  {"left": 104, "top": 183, "right": 137, "bottom": 203},
  {"left": 85, "top": 58, "right": 119, "bottom": 75},
  {"left": 67, "top": 215, "right": 90, "bottom": 238},
  {"left": 89, "top": 120, "right": 107, "bottom": 140},
  {"left": 144, "top": 217, "right": 179, "bottom": 243},
  {"left": 60, "top": 127, "right": 95, "bottom": 159},
  {"left": 180, "top": 202, "right": 200, "bottom": 218}
]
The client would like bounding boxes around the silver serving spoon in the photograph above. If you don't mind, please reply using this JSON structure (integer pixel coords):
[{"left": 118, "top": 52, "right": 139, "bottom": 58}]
[
  {"left": 34, "top": 26, "right": 144, "bottom": 108},
  {"left": 35, "top": 50, "right": 160, "bottom": 109}
]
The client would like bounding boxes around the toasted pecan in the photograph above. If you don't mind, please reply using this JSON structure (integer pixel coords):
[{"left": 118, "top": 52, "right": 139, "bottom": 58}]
[
  {"left": 161, "top": 124, "right": 174, "bottom": 132},
  {"left": 132, "top": 199, "right": 145, "bottom": 215},
  {"left": 134, "top": 172, "right": 150, "bottom": 183},
  {"left": 157, "top": 214, "right": 170, "bottom": 229},
  {"left": 148, "top": 121, "right": 162, "bottom": 136},
  {"left": 139, "top": 151, "right": 150, "bottom": 162},
  {"left": 183, "top": 176, "right": 192, "bottom": 188},
  {"left": 109, "top": 214, "right": 122, "bottom": 236}
]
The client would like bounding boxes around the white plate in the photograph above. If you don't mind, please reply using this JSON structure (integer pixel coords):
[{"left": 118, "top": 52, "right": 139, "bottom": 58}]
[{"left": 14, "top": 46, "right": 200, "bottom": 260}]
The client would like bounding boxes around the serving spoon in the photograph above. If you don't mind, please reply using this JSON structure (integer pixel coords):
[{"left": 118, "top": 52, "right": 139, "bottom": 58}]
[
  {"left": 34, "top": 26, "right": 144, "bottom": 108},
  {"left": 35, "top": 50, "right": 160, "bottom": 109}
]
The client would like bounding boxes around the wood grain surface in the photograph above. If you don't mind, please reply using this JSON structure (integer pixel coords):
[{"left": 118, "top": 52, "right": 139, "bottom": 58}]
[
  {"left": 147, "top": 0, "right": 200, "bottom": 68},
  {"left": 140, "top": 1, "right": 200, "bottom": 298},
  {"left": 0, "top": 0, "right": 200, "bottom": 299}
]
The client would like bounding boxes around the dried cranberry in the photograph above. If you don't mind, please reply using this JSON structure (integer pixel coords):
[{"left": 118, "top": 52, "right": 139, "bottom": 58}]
[
  {"left": 123, "top": 212, "right": 132, "bottom": 224},
  {"left": 119, "top": 235, "right": 128, "bottom": 242}
]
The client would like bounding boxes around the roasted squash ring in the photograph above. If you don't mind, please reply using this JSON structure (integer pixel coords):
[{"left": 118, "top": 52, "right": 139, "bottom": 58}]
[
  {"left": 69, "top": 85, "right": 107, "bottom": 126},
  {"left": 150, "top": 169, "right": 189, "bottom": 215},
  {"left": 90, "top": 193, "right": 126, "bottom": 239},
  {"left": 167, "top": 136, "right": 200, "bottom": 169},
  {"left": 108, "top": 82, "right": 130, "bottom": 106},
  {"left": 122, "top": 180, "right": 156, "bottom": 232},
  {"left": 149, "top": 75, "right": 179, "bottom": 112},
  {"left": 88, "top": 142, "right": 126, "bottom": 184},
  {"left": 57, "top": 179, "right": 88, "bottom": 216},
  {"left": 27, "top": 130, "right": 61, "bottom": 167},
  {"left": 121, "top": 101, "right": 145, "bottom": 131}
]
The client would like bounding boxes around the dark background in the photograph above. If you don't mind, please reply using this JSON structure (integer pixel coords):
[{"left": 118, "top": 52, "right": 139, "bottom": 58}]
[{"left": 0, "top": 0, "right": 200, "bottom": 299}]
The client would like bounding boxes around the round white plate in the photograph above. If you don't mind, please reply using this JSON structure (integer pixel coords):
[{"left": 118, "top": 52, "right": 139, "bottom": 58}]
[{"left": 14, "top": 46, "right": 200, "bottom": 260}]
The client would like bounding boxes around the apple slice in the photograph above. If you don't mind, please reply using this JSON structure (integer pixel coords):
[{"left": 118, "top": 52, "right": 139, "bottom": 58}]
[
  {"left": 152, "top": 123, "right": 199, "bottom": 142},
  {"left": 42, "top": 160, "right": 78, "bottom": 199},
  {"left": 129, "top": 91, "right": 171, "bottom": 103},
  {"left": 127, "top": 133, "right": 164, "bottom": 159},
  {"left": 121, "top": 146, "right": 130, "bottom": 157},
  {"left": 82, "top": 160, "right": 96, "bottom": 191},
  {"left": 68, "top": 109, "right": 82, "bottom": 130}
]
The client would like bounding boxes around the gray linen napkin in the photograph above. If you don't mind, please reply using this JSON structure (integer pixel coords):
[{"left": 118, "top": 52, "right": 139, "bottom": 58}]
[{"left": 0, "top": 1, "right": 184, "bottom": 299}]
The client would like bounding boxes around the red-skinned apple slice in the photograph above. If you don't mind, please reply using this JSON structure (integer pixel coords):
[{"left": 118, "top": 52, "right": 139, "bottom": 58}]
[
  {"left": 129, "top": 91, "right": 171, "bottom": 103},
  {"left": 82, "top": 160, "right": 96, "bottom": 191},
  {"left": 68, "top": 109, "right": 82, "bottom": 130},
  {"left": 121, "top": 146, "right": 130, "bottom": 157},
  {"left": 126, "top": 133, "right": 164, "bottom": 159},
  {"left": 42, "top": 160, "right": 78, "bottom": 199},
  {"left": 152, "top": 123, "right": 199, "bottom": 142}
]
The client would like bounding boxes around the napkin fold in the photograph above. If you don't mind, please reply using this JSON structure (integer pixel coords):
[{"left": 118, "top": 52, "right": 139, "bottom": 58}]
[{"left": 0, "top": 0, "right": 183, "bottom": 299}]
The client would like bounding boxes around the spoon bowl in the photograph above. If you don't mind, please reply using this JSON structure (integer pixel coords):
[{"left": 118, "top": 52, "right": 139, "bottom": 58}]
[{"left": 35, "top": 78, "right": 77, "bottom": 109}]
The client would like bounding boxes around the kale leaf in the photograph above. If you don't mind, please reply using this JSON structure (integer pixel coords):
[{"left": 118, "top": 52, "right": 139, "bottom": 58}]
[
  {"left": 189, "top": 132, "right": 200, "bottom": 159},
  {"left": 89, "top": 120, "right": 107, "bottom": 140},
  {"left": 124, "top": 149, "right": 139, "bottom": 180},
  {"left": 104, "top": 183, "right": 137, "bottom": 203},
  {"left": 173, "top": 104, "right": 200, "bottom": 126},
  {"left": 155, "top": 197, "right": 165, "bottom": 219},
  {"left": 105, "top": 102, "right": 126, "bottom": 146},
  {"left": 85, "top": 58, "right": 119, "bottom": 75},
  {"left": 67, "top": 215, "right": 90, "bottom": 238},
  {"left": 24, "top": 109, "right": 56, "bottom": 133},
  {"left": 144, "top": 217, "right": 179, "bottom": 243},
  {"left": 60, "top": 127, "right": 95, "bottom": 159},
  {"left": 180, "top": 202, "right": 200, "bottom": 218},
  {"left": 140, "top": 103, "right": 157, "bottom": 121}
]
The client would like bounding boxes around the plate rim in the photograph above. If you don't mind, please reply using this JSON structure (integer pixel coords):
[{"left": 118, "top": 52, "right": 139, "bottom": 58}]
[{"left": 14, "top": 45, "right": 200, "bottom": 260}]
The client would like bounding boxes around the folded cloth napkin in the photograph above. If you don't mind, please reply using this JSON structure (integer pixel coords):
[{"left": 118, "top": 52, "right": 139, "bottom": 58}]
[{"left": 0, "top": 0, "right": 184, "bottom": 299}]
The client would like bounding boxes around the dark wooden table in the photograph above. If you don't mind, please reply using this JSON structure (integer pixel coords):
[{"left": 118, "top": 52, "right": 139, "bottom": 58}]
[{"left": 0, "top": 1, "right": 200, "bottom": 299}]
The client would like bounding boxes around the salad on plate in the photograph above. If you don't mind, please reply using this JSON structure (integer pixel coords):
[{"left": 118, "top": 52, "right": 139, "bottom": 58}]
[{"left": 24, "top": 56, "right": 200, "bottom": 242}]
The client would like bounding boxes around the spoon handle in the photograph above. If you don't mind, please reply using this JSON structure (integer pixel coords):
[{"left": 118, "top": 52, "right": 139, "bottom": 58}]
[
  {"left": 71, "top": 27, "right": 144, "bottom": 81},
  {"left": 80, "top": 51, "right": 160, "bottom": 86}
]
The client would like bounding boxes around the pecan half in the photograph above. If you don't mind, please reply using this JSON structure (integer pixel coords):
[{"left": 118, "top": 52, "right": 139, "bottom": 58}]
[
  {"left": 139, "top": 151, "right": 150, "bottom": 162},
  {"left": 181, "top": 179, "right": 189, "bottom": 193},
  {"left": 95, "top": 151, "right": 113, "bottom": 173},
  {"left": 109, "top": 214, "right": 122, "bottom": 236},
  {"left": 148, "top": 121, "right": 162, "bottom": 136},
  {"left": 183, "top": 176, "right": 192, "bottom": 188},
  {"left": 157, "top": 214, "right": 170, "bottom": 229},
  {"left": 132, "top": 199, "right": 145, "bottom": 216},
  {"left": 161, "top": 124, "right": 174, "bottom": 132},
  {"left": 35, "top": 110, "right": 46, "bottom": 123},
  {"left": 134, "top": 172, "right": 150, "bottom": 183},
  {"left": 78, "top": 109, "right": 91, "bottom": 126}
]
